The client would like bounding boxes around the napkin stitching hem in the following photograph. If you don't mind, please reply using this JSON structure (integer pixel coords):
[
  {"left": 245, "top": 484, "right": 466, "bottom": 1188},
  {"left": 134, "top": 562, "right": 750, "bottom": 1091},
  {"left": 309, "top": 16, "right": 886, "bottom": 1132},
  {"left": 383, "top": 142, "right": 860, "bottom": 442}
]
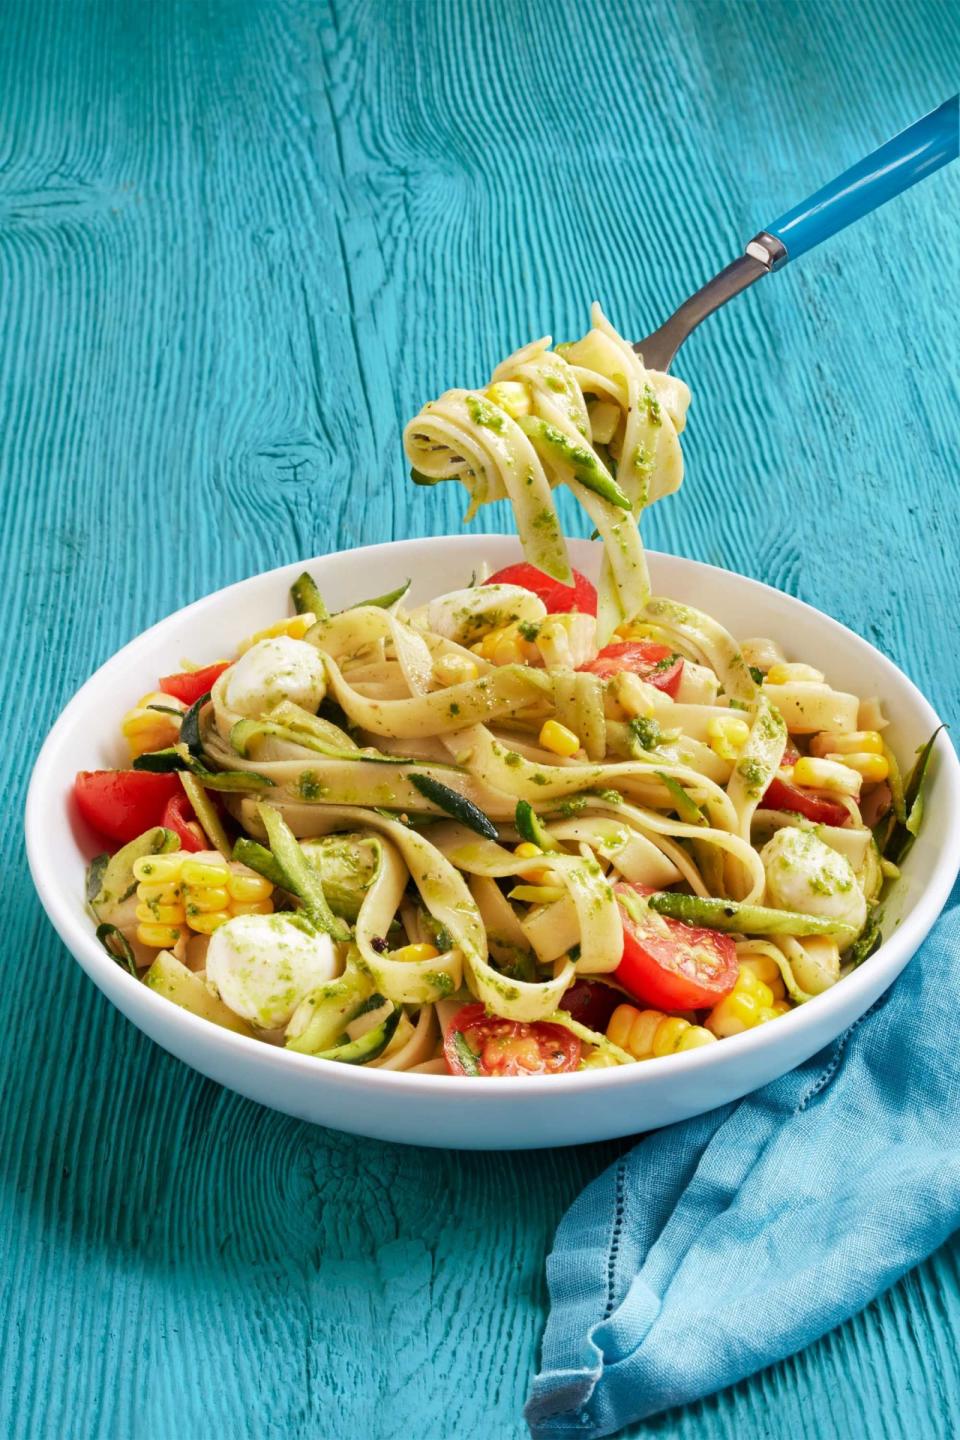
[{"left": 603, "top": 1159, "right": 628, "bottom": 1319}]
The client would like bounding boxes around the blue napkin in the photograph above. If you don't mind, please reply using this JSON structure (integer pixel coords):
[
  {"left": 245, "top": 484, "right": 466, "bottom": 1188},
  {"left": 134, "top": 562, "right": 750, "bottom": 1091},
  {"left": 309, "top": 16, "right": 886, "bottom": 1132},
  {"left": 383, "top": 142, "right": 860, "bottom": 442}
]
[{"left": 526, "top": 882, "right": 960, "bottom": 1438}]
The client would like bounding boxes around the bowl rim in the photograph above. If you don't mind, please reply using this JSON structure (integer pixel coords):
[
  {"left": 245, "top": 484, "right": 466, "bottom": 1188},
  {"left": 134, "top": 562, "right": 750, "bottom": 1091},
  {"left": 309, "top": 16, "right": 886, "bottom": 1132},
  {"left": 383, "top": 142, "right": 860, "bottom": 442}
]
[{"left": 25, "top": 533, "right": 960, "bottom": 1100}]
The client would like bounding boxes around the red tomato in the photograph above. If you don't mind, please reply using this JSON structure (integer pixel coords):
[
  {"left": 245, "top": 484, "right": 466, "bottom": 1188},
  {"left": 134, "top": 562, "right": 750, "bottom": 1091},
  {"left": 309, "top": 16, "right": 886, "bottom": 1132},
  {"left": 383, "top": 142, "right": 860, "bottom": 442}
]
[
  {"left": 485, "top": 562, "right": 597, "bottom": 616},
  {"left": 74, "top": 770, "right": 183, "bottom": 845},
  {"left": 559, "top": 980, "right": 622, "bottom": 1034},
  {"left": 444, "top": 1003, "right": 581, "bottom": 1076},
  {"left": 614, "top": 882, "right": 738, "bottom": 1011},
  {"left": 579, "top": 641, "right": 684, "bottom": 696},
  {"left": 159, "top": 662, "right": 231, "bottom": 706},
  {"left": 762, "top": 776, "right": 849, "bottom": 827},
  {"left": 161, "top": 791, "right": 206, "bottom": 852}
]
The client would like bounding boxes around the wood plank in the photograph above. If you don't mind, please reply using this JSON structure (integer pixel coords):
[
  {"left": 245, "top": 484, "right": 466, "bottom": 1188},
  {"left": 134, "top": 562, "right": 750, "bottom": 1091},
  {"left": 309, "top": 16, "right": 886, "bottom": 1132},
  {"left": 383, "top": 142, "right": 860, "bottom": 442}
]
[{"left": 1, "top": 0, "right": 958, "bottom": 1436}]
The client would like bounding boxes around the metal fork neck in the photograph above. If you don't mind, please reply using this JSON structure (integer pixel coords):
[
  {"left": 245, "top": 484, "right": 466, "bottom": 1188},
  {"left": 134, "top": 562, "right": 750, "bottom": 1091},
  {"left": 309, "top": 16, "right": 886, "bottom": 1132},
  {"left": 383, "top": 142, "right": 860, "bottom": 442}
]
[{"left": 633, "top": 231, "right": 788, "bottom": 370}]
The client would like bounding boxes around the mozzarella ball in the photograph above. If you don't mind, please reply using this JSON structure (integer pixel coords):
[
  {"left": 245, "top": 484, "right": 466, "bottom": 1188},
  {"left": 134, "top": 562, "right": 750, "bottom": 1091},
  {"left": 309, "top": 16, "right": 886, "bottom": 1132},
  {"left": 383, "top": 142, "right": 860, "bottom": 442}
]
[
  {"left": 224, "top": 636, "right": 326, "bottom": 717},
  {"left": 760, "top": 826, "right": 866, "bottom": 933},
  {"left": 206, "top": 912, "right": 337, "bottom": 1029},
  {"left": 419, "top": 585, "right": 546, "bottom": 645}
]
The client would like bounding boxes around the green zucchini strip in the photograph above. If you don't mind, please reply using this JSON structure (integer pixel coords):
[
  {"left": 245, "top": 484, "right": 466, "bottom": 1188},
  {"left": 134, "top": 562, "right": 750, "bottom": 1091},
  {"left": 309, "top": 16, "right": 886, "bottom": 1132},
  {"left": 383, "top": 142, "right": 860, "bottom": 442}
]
[
  {"left": 515, "top": 799, "right": 561, "bottom": 851},
  {"left": 291, "top": 571, "right": 328, "bottom": 618},
  {"left": 648, "top": 890, "right": 857, "bottom": 941},
  {"left": 95, "top": 923, "right": 138, "bottom": 977},
  {"left": 257, "top": 804, "right": 350, "bottom": 941},
  {"left": 179, "top": 773, "right": 231, "bottom": 856},
  {"left": 410, "top": 774, "right": 499, "bottom": 840}
]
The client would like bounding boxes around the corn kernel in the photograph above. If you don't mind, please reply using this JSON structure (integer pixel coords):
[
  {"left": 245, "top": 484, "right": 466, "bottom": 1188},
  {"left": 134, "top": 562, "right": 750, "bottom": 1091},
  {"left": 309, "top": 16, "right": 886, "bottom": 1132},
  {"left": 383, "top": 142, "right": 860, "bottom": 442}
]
[
  {"left": 706, "top": 715, "right": 750, "bottom": 760},
  {"left": 792, "top": 755, "right": 862, "bottom": 797},
  {"left": 608, "top": 1003, "right": 639, "bottom": 1052},
  {"left": 676, "top": 1025, "right": 716, "bottom": 1051},
  {"left": 514, "top": 842, "right": 542, "bottom": 860},
  {"left": 581, "top": 1049, "right": 621, "bottom": 1069},
  {"left": 766, "top": 662, "right": 825, "bottom": 685},
  {"left": 485, "top": 380, "right": 532, "bottom": 418},
  {"left": 392, "top": 943, "right": 441, "bottom": 963},
  {"left": 615, "top": 671, "right": 658, "bottom": 719},
  {"left": 136, "top": 881, "right": 183, "bottom": 905},
  {"left": 433, "top": 652, "right": 479, "bottom": 686},
  {"left": 133, "top": 854, "right": 183, "bottom": 884},
  {"left": 739, "top": 955, "right": 780, "bottom": 986},
  {"left": 707, "top": 990, "right": 762, "bottom": 1037},
  {"left": 136, "top": 922, "right": 184, "bottom": 948},
  {"left": 181, "top": 859, "right": 230, "bottom": 887},
  {"left": 652, "top": 1016, "right": 691, "bottom": 1057},
  {"left": 229, "top": 900, "right": 275, "bottom": 917},
  {"left": 810, "top": 729, "right": 883, "bottom": 758},
  {"left": 187, "top": 912, "right": 231, "bottom": 935},
  {"left": 186, "top": 886, "right": 231, "bottom": 914},
  {"left": 238, "top": 614, "right": 315, "bottom": 653},
  {"left": 226, "top": 872, "right": 275, "bottom": 904},
  {"left": 493, "top": 632, "right": 525, "bottom": 666},
  {"left": 623, "top": 1009, "right": 659, "bottom": 1057},
  {"left": 771, "top": 1001, "right": 792, "bottom": 1017},
  {"left": 825, "top": 751, "right": 889, "bottom": 783},
  {"left": 539, "top": 719, "right": 580, "bottom": 757},
  {"left": 136, "top": 902, "right": 186, "bottom": 926}
]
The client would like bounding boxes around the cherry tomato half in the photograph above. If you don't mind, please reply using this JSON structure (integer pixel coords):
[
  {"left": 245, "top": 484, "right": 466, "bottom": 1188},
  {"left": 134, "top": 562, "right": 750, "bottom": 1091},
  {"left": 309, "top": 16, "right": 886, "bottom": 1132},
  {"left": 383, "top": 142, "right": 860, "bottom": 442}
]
[
  {"left": 762, "top": 775, "right": 849, "bottom": 827},
  {"left": 74, "top": 770, "right": 183, "bottom": 845},
  {"left": 443, "top": 1003, "right": 581, "bottom": 1076},
  {"left": 161, "top": 791, "right": 206, "bottom": 852},
  {"left": 614, "top": 882, "right": 738, "bottom": 1012},
  {"left": 559, "top": 980, "right": 622, "bottom": 1034},
  {"left": 485, "top": 562, "right": 597, "bottom": 616},
  {"left": 159, "top": 661, "right": 231, "bottom": 706},
  {"left": 579, "top": 641, "right": 684, "bottom": 697}
]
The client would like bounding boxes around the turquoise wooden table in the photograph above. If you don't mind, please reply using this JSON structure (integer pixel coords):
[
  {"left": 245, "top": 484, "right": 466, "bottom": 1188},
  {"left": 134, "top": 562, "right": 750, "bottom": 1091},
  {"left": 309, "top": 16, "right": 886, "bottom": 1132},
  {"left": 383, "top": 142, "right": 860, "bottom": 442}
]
[{"left": 4, "top": 2, "right": 959, "bottom": 1435}]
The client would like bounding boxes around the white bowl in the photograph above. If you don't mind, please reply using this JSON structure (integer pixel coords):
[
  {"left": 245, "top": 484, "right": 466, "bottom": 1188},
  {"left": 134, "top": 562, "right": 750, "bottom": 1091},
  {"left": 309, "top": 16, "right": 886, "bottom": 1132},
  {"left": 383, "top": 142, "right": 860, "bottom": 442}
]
[{"left": 26, "top": 535, "right": 960, "bottom": 1149}]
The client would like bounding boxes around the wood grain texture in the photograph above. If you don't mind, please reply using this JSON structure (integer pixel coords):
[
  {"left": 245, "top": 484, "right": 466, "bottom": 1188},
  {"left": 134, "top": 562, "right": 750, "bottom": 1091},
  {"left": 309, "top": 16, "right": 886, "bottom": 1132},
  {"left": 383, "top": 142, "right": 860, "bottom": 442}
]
[{"left": 2, "top": 1, "right": 958, "bottom": 1435}]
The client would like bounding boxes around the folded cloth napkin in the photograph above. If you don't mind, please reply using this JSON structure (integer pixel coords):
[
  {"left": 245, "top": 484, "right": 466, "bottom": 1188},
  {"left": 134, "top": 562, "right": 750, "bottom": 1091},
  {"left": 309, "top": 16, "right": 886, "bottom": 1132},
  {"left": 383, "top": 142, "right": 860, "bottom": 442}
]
[{"left": 526, "top": 881, "right": 960, "bottom": 1439}]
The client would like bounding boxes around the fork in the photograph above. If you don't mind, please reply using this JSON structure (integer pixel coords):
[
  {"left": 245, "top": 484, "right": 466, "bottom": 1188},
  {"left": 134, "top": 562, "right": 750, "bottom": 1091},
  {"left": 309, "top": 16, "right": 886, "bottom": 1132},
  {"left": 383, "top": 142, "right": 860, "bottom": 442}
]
[{"left": 634, "top": 96, "right": 959, "bottom": 371}]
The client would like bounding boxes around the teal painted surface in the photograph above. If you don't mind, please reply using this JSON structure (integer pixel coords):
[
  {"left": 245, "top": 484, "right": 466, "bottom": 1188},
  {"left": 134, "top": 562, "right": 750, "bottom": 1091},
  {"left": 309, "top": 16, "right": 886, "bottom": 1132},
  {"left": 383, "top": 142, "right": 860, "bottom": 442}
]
[{"left": 2, "top": 1, "right": 959, "bottom": 1435}]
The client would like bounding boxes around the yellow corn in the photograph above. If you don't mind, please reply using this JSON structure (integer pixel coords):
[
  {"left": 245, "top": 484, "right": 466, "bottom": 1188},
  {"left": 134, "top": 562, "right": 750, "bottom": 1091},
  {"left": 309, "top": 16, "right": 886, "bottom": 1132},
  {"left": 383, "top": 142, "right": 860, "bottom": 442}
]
[
  {"left": 706, "top": 964, "right": 792, "bottom": 1037},
  {"left": 185, "top": 886, "right": 231, "bottom": 915},
  {"left": 133, "top": 854, "right": 184, "bottom": 884},
  {"left": 229, "top": 900, "right": 275, "bottom": 917},
  {"left": 539, "top": 719, "right": 580, "bottom": 757},
  {"left": 607, "top": 1003, "right": 716, "bottom": 1060},
  {"left": 470, "top": 622, "right": 539, "bottom": 666},
  {"left": 392, "top": 943, "right": 440, "bottom": 963},
  {"left": 136, "top": 922, "right": 183, "bottom": 948},
  {"left": 825, "top": 751, "right": 889, "bottom": 783},
  {"left": 581, "top": 1048, "right": 621, "bottom": 1069},
  {"left": 433, "top": 652, "right": 479, "bottom": 687},
  {"left": 136, "top": 881, "right": 182, "bottom": 905},
  {"left": 809, "top": 729, "right": 883, "bottom": 758},
  {"left": 187, "top": 913, "right": 232, "bottom": 935},
  {"left": 485, "top": 381, "right": 532, "bottom": 418},
  {"left": 614, "top": 671, "right": 658, "bottom": 719},
  {"left": 237, "top": 614, "right": 315, "bottom": 653},
  {"left": 792, "top": 755, "right": 862, "bottom": 797},
  {"left": 226, "top": 872, "right": 274, "bottom": 903},
  {"left": 766, "top": 662, "right": 825, "bottom": 685},
  {"left": 181, "top": 859, "right": 230, "bottom": 886},
  {"left": 121, "top": 691, "right": 184, "bottom": 759},
  {"left": 739, "top": 955, "right": 787, "bottom": 1002},
  {"left": 133, "top": 854, "right": 275, "bottom": 946},
  {"left": 706, "top": 715, "right": 751, "bottom": 760},
  {"left": 135, "top": 902, "right": 185, "bottom": 926},
  {"left": 514, "top": 843, "right": 542, "bottom": 860}
]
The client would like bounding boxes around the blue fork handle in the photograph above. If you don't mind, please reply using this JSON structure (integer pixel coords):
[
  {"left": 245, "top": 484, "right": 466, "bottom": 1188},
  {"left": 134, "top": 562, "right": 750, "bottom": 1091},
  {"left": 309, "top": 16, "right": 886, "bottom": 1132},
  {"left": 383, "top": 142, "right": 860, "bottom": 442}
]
[{"left": 765, "top": 96, "right": 959, "bottom": 262}]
